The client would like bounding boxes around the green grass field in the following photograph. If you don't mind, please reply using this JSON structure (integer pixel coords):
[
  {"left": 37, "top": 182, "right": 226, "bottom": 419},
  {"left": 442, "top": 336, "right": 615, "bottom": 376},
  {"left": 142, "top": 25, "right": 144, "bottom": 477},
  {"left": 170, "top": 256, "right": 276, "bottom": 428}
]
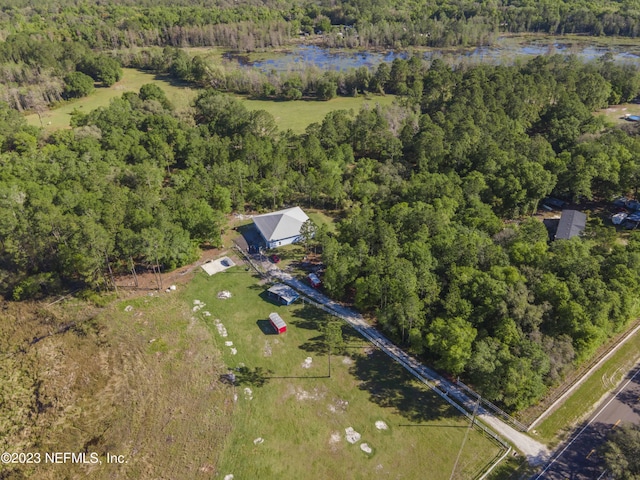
[
  {"left": 26, "top": 68, "right": 197, "bottom": 131},
  {"left": 307, "top": 208, "right": 340, "bottom": 234},
  {"left": 535, "top": 328, "right": 640, "bottom": 445},
  {"left": 25, "top": 67, "right": 396, "bottom": 134},
  {"left": 595, "top": 103, "right": 640, "bottom": 125},
  {"left": 242, "top": 95, "right": 396, "bottom": 133},
  {"left": 188, "top": 265, "right": 504, "bottom": 479}
]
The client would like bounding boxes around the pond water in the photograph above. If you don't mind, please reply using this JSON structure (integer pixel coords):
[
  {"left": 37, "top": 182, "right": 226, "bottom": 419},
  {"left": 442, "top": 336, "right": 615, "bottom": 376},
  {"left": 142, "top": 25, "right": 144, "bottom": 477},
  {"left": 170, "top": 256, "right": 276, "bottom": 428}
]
[{"left": 223, "top": 37, "right": 640, "bottom": 72}]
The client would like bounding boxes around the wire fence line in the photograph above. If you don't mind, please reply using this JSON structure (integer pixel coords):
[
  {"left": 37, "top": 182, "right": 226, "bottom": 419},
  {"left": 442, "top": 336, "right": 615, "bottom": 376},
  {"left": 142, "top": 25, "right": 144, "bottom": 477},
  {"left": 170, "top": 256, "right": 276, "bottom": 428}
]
[
  {"left": 456, "top": 379, "right": 528, "bottom": 432},
  {"left": 232, "top": 246, "right": 511, "bottom": 452},
  {"left": 295, "top": 288, "right": 510, "bottom": 450}
]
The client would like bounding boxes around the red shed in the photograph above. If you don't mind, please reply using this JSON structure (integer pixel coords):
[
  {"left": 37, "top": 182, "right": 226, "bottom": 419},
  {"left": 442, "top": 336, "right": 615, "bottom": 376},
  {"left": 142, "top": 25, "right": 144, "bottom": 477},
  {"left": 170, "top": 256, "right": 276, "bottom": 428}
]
[
  {"left": 308, "top": 273, "right": 321, "bottom": 288},
  {"left": 269, "top": 312, "right": 287, "bottom": 334}
]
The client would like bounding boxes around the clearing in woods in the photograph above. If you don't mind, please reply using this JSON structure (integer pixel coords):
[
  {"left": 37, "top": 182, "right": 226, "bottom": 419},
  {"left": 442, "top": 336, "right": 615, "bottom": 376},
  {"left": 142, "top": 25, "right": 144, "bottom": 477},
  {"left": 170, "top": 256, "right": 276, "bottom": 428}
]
[
  {"left": 0, "top": 262, "right": 504, "bottom": 479},
  {"left": 189, "top": 266, "right": 504, "bottom": 479},
  {"left": 25, "top": 68, "right": 397, "bottom": 134}
]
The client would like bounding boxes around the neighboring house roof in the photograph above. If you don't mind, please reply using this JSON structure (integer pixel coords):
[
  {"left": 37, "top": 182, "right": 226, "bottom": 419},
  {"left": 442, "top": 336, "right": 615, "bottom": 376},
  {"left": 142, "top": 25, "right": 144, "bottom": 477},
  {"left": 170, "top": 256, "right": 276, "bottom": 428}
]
[
  {"left": 555, "top": 210, "right": 587, "bottom": 240},
  {"left": 253, "top": 207, "right": 309, "bottom": 242}
]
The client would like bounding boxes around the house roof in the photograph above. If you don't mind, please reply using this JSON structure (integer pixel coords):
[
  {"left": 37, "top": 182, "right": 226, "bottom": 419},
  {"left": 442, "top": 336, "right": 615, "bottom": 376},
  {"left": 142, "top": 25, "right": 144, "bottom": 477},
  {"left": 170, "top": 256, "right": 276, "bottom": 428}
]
[
  {"left": 253, "top": 207, "right": 309, "bottom": 242},
  {"left": 267, "top": 283, "right": 299, "bottom": 304},
  {"left": 555, "top": 210, "right": 587, "bottom": 240}
]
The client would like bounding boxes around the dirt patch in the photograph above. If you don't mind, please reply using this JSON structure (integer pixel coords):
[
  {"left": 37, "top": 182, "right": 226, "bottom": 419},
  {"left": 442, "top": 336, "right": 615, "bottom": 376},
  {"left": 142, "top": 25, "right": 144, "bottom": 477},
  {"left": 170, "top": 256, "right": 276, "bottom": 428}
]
[
  {"left": 375, "top": 420, "right": 388, "bottom": 430},
  {"left": 301, "top": 356, "right": 313, "bottom": 369},
  {"left": 243, "top": 387, "right": 253, "bottom": 400},
  {"left": 114, "top": 244, "right": 240, "bottom": 294},
  {"left": 345, "top": 427, "right": 361, "bottom": 444},
  {"left": 295, "top": 386, "right": 326, "bottom": 401},
  {"left": 328, "top": 398, "right": 349, "bottom": 413}
]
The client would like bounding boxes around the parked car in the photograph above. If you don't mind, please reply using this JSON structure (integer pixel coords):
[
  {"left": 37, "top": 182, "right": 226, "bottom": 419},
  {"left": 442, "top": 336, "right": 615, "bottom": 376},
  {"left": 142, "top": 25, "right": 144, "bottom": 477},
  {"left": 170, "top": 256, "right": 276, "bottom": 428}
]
[{"left": 270, "top": 254, "right": 281, "bottom": 263}]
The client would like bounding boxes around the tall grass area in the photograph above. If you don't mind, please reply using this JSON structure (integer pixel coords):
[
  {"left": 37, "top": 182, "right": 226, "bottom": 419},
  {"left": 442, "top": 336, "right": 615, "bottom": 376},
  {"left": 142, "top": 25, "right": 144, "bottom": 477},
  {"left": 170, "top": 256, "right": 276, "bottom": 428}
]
[
  {"left": 0, "top": 288, "right": 233, "bottom": 479},
  {"left": 535, "top": 329, "right": 640, "bottom": 445},
  {"left": 190, "top": 266, "right": 504, "bottom": 479}
]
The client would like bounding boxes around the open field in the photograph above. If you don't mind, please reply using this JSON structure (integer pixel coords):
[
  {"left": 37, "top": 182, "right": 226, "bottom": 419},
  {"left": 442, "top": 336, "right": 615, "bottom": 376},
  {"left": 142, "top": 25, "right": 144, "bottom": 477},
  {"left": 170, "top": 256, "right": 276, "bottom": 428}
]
[
  {"left": 596, "top": 103, "right": 640, "bottom": 125},
  {"left": 190, "top": 266, "right": 504, "bottom": 479},
  {"left": 1, "top": 261, "right": 504, "bottom": 479},
  {"left": 242, "top": 95, "right": 396, "bottom": 133},
  {"left": 306, "top": 208, "right": 340, "bottom": 235},
  {"left": 25, "top": 67, "right": 396, "bottom": 134},
  {"left": 534, "top": 326, "right": 640, "bottom": 445},
  {"left": 25, "top": 68, "right": 197, "bottom": 131},
  {"left": 0, "top": 287, "right": 233, "bottom": 479}
]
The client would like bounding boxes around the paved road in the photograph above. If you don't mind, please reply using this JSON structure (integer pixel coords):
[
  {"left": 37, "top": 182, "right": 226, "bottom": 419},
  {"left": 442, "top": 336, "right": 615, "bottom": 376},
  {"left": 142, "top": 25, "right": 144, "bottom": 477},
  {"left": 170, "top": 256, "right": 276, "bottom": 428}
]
[
  {"left": 262, "top": 264, "right": 550, "bottom": 464},
  {"left": 533, "top": 365, "right": 640, "bottom": 479}
]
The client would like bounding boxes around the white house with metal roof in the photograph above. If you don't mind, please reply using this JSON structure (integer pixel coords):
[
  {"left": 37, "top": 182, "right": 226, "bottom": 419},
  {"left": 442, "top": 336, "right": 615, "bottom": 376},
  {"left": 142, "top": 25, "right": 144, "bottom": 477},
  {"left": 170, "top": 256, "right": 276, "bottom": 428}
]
[{"left": 253, "top": 206, "right": 310, "bottom": 249}]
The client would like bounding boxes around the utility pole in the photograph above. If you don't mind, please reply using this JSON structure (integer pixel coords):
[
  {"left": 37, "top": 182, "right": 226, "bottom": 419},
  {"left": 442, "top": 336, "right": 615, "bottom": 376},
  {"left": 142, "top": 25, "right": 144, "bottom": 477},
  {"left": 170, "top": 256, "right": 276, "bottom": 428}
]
[
  {"left": 153, "top": 244, "right": 163, "bottom": 291},
  {"left": 449, "top": 396, "right": 480, "bottom": 480},
  {"left": 104, "top": 250, "right": 117, "bottom": 294},
  {"left": 130, "top": 257, "right": 138, "bottom": 288}
]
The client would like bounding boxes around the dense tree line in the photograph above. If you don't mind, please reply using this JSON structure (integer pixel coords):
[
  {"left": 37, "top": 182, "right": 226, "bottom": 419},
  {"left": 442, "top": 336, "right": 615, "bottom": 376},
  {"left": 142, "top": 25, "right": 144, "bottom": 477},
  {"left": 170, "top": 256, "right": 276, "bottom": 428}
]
[
  {"left": 314, "top": 55, "right": 640, "bottom": 410},
  {"left": 602, "top": 423, "right": 640, "bottom": 478},
  {"left": 0, "top": 36, "right": 122, "bottom": 111},
  {"left": 4, "top": 0, "right": 640, "bottom": 53},
  {"left": 6, "top": 0, "right": 640, "bottom": 113},
  {"left": 4, "top": 54, "right": 640, "bottom": 410}
]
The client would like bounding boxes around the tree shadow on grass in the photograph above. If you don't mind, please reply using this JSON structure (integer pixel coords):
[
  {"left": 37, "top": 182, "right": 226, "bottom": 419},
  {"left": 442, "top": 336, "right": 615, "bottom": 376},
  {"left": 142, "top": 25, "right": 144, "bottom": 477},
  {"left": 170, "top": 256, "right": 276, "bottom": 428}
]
[
  {"left": 233, "top": 366, "right": 273, "bottom": 387},
  {"left": 298, "top": 334, "right": 329, "bottom": 354},
  {"left": 350, "top": 349, "right": 462, "bottom": 424},
  {"left": 289, "top": 304, "right": 325, "bottom": 330}
]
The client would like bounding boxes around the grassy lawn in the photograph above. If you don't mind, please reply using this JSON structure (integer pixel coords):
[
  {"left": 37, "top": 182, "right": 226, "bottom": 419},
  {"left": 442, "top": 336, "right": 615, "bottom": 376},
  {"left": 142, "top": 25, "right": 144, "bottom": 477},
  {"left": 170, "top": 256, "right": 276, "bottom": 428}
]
[
  {"left": 535, "top": 328, "right": 640, "bottom": 445},
  {"left": 595, "top": 103, "right": 640, "bottom": 125},
  {"left": 188, "top": 266, "right": 504, "bottom": 479},
  {"left": 307, "top": 208, "right": 340, "bottom": 235},
  {"left": 2, "top": 257, "right": 504, "bottom": 479},
  {"left": 26, "top": 68, "right": 197, "bottom": 131},
  {"left": 25, "top": 66, "right": 396, "bottom": 134},
  {"left": 242, "top": 95, "right": 396, "bottom": 133}
]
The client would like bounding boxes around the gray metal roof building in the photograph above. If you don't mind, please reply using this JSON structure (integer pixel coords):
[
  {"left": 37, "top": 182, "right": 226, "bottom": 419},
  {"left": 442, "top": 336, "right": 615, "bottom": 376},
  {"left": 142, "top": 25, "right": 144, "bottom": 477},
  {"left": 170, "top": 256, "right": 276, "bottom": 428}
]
[
  {"left": 267, "top": 283, "right": 299, "bottom": 305},
  {"left": 555, "top": 210, "right": 587, "bottom": 240},
  {"left": 253, "top": 206, "right": 310, "bottom": 249}
]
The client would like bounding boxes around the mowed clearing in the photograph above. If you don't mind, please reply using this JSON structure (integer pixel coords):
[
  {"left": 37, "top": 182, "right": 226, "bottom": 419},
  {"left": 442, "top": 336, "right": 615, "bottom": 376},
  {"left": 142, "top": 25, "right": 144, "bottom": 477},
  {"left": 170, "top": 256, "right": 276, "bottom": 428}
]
[
  {"left": 25, "top": 68, "right": 197, "bottom": 131},
  {"left": 242, "top": 94, "right": 397, "bottom": 133},
  {"left": 191, "top": 266, "right": 504, "bottom": 479},
  {"left": 26, "top": 68, "right": 397, "bottom": 134}
]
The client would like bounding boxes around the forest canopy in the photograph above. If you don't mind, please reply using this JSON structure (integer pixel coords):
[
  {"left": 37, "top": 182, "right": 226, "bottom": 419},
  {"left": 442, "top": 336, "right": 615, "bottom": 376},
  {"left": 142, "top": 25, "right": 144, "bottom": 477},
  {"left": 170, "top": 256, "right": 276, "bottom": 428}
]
[{"left": 3, "top": 51, "right": 640, "bottom": 410}]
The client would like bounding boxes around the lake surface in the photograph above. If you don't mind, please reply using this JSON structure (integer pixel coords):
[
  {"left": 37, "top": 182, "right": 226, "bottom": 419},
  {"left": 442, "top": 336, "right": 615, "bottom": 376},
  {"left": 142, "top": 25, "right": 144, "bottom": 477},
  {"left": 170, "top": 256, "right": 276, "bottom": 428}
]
[{"left": 223, "top": 37, "right": 640, "bottom": 72}]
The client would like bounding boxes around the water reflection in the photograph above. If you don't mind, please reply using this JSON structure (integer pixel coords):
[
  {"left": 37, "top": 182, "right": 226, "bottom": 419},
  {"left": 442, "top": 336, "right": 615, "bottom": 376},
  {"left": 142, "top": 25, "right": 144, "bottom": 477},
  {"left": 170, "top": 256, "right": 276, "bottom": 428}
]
[{"left": 222, "top": 38, "right": 640, "bottom": 72}]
